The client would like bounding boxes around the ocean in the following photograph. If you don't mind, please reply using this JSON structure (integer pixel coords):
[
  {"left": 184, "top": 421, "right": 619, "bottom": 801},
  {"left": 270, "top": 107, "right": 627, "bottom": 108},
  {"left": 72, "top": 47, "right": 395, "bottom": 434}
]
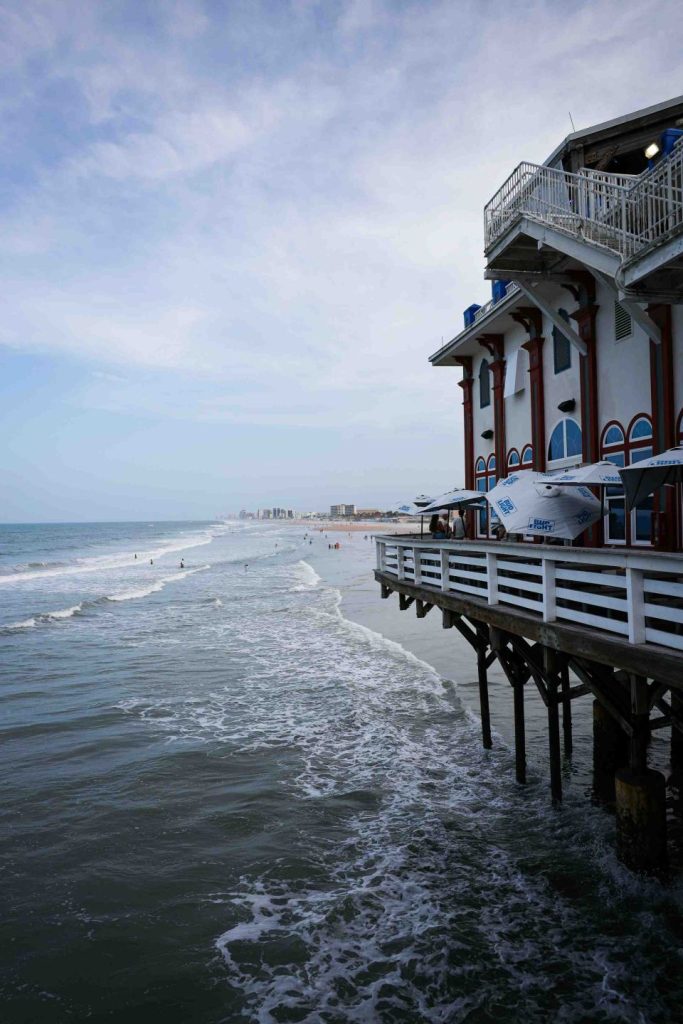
[{"left": 1, "top": 520, "right": 683, "bottom": 1023}]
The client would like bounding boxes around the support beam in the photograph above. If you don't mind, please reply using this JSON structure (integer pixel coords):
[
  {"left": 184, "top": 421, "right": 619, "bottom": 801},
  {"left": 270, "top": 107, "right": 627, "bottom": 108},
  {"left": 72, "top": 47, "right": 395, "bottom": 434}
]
[
  {"left": 561, "top": 660, "right": 573, "bottom": 758},
  {"left": 513, "top": 279, "right": 588, "bottom": 356},
  {"left": 593, "top": 269, "right": 662, "bottom": 343}
]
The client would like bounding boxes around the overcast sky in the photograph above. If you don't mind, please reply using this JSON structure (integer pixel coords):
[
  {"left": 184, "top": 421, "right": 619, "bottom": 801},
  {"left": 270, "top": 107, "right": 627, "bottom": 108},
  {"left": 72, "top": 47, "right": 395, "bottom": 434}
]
[{"left": 2, "top": 0, "right": 681, "bottom": 520}]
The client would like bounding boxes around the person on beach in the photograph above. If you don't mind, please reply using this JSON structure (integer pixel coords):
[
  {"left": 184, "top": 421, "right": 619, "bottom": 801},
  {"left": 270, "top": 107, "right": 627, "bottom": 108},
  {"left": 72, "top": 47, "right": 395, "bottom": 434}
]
[
  {"left": 150, "top": 559, "right": 154, "bottom": 565},
  {"left": 134, "top": 554, "right": 137, "bottom": 560},
  {"left": 179, "top": 559, "right": 185, "bottom": 569}
]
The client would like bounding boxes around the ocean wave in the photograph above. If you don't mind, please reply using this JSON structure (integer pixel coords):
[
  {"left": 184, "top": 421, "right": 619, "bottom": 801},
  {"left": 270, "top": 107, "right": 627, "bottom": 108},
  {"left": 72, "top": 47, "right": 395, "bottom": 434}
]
[
  {"left": 2, "top": 604, "right": 83, "bottom": 631},
  {"left": 0, "top": 526, "right": 222, "bottom": 586},
  {"left": 106, "top": 564, "right": 209, "bottom": 603}
]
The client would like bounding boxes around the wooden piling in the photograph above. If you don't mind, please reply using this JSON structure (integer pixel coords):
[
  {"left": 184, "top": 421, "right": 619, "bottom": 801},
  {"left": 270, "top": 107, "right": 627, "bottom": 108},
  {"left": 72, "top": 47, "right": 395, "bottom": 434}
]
[
  {"left": 476, "top": 642, "right": 493, "bottom": 750},
  {"left": 513, "top": 681, "right": 526, "bottom": 784},
  {"left": 560, "top": 658, "right": 572, "bottom": 758},
  {"left": 548, "top": 694, "right": 562, "bottom": 803}
]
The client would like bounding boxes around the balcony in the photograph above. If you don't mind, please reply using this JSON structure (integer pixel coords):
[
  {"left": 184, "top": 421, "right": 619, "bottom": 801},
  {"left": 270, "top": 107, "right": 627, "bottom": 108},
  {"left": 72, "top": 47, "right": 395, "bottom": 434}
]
[
  {"left": 374, "top": 535, "right": 683, "bottom": 681},
  {"left": 483, "top": 145, "right": 683, "bottom": 301}
]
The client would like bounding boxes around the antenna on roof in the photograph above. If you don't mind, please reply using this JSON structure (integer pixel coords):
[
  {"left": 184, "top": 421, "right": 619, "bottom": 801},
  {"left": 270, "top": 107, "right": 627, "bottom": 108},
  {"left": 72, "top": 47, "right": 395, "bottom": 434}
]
[{"left": 569, "top": 111, "right": 576, "bottom": 132}]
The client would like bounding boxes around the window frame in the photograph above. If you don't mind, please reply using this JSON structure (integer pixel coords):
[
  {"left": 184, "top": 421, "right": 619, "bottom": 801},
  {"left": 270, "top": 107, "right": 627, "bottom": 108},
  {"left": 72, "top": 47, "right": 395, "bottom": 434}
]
[{"left": 552, "top": 309, "right": 572, "bottom": 374}]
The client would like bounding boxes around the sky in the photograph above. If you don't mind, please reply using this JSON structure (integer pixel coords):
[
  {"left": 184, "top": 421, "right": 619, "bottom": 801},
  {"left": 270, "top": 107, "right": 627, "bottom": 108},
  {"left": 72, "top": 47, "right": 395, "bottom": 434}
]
[{"left": 1, "top": 0, "right": 682, "bottom": 521}]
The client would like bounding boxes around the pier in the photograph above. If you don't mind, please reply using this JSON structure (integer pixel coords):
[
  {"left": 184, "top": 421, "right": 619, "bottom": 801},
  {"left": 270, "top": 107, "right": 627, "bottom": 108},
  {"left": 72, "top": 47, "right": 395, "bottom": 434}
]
[{"left": 374, "top": 534, "right": 683, "bottom": 873}]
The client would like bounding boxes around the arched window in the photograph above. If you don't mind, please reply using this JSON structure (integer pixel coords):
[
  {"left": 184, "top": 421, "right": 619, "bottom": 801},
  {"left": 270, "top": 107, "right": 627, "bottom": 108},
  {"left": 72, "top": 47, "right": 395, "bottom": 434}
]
[
  {"left": 553, "top": 309, "right": 572, "bottom": 374},
  {"left": 547, "top": 418, "right": 582, "bottom": 465},
  {"left": 600, "top": 415, "right": 654, "bottom": 545},
  {"left": 479, "top": 359, "right": 491, "bottom": 409},
  {"left": 507, "top": 448, "right": 520, "bottom": 469},
  {"left": 600, "top": 421, "right": 626, "bottom": 543},
  {"left": 521, "top": 444, "right": 533, "bottom": 467},
  {"left": 473, "top": 454, "right": 497, "bottom": 537},
  {"left": 603, "top": 423, "right": 625, "bottom": 448},
  {"left": 628, "top": 417, "right": 653, "bottom": 545}
]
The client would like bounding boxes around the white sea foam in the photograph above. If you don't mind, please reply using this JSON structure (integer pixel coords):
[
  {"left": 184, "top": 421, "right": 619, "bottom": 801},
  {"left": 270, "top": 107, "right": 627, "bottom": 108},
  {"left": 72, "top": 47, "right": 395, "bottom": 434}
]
[
  {"left": 44, "top": 604, "right": 83, "bottom": 620},
  {"left": 5, "top": 617, "right": 37, "bottom": 630},
  {"left": 3, "top": 604, "right": 83, "bottom": 631},
  {"left": 291, "top": 559, "right": 321, "bottom": 590},
  {"left": 107, "top": 564, "right": 209, "bottom": 602},
  {"left": 0, "top": 525, "right": 222, "bottom": 585}
]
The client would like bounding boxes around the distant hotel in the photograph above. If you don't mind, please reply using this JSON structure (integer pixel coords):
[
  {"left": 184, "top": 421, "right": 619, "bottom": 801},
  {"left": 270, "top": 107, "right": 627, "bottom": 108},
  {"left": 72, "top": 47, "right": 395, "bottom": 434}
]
[{"left": 330, "top": 504, "right": 357, "bottom": 517}]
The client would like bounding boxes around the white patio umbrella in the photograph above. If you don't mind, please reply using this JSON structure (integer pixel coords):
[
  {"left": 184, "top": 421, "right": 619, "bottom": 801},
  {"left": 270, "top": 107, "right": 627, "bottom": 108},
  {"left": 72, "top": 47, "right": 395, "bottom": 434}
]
[
  {"left": 418, "top": 488, "right": 484, "bottom": 515},
  {"left": 485, "top": 470, "right": 602, "bottom": 540},
  {"left": 619, "top": 447, "right": 683, "bottom": 509},
  {"left": 393, "top": 502, "right": 424, "bottom": 516},
  {"left": 548, "top": 461, "right": 623, "bottom": 488}
]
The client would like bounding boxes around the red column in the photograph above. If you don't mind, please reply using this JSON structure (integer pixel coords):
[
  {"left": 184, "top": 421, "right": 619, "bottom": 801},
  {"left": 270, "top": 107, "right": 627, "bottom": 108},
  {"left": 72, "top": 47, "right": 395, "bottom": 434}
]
[
  {"left": 456, "top": 357, "right": 474, "bottom": 490},
  {"left": 572, "top": 302, "right": 601, "bottom": 546},
  {"left": 522, "top": 337, "right": 546, "bottom": 472},
  {"left": 478, "top": 335, "right": 506, "bottom": 479},
  {"left": 648, "top": 304, "right": 677, "bottom": 550}
]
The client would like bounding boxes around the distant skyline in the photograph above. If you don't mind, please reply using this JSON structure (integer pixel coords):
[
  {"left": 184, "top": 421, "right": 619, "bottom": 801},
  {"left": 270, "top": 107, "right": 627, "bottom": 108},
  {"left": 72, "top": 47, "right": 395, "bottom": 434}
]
[{"left": 2, "top": 0, "right": 682, "bottom": 521}]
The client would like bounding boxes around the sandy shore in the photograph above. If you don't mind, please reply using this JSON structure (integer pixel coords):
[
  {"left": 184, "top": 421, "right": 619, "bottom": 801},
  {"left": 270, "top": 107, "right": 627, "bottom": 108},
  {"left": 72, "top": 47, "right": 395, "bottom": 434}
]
[{"left": 298, "top": 521, "right": 418, "bottom": 534}]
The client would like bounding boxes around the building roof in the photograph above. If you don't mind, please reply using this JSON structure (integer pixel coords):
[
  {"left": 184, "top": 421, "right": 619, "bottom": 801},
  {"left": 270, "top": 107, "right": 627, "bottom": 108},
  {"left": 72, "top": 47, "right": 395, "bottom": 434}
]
[{"left": 544, "top": 94, "right": 683, "bottom": 168}]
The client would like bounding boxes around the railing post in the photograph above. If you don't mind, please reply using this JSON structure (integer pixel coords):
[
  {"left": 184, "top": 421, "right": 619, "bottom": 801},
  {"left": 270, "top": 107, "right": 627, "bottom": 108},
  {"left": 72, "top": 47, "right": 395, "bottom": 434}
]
[
  {"left": 440, "top": 548, "right": 450, "bottom": 593},
  {"left": 541, "top": 557, "right": 556, "bottom": 622},
  {"left": 376, "top": 540, "right": 384, "bottom": 573},
  {"left": 396, "top": 544, "right": 405, "bottom": 581},
  {"left": 413, "top": 546, "right": 422, "bottom": 586},
  {"left": 486, "top": 551, "right": 498, "bottom": 605},
  {"left": 626, "top": 567, "right": 645, "bottom": 645}
]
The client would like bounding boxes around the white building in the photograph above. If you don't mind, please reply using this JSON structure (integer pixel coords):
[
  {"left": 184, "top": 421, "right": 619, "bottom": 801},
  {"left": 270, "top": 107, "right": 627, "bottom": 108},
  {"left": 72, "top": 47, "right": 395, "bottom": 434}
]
[{"left": 430, "top": 96, "right": 683, "bottom": 551}]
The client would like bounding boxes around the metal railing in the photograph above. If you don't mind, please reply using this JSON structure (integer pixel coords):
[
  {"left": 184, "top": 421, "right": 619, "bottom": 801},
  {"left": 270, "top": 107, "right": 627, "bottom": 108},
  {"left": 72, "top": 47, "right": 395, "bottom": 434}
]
[
  {"left": 375, "top": 536, "right": 683, "bottom": 653},
  {"left": 472, "top": 281, "right": 520, "bottom": 325},
  {"left": 484, "top": 143, "right": 683, "bottom": 264}
]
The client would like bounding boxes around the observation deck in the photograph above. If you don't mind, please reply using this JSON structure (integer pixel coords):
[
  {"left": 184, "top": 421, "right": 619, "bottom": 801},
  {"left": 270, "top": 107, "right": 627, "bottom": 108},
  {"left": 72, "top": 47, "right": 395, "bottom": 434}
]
[{"left": 483, "top": 145, "right": 683, "bottom": 302}]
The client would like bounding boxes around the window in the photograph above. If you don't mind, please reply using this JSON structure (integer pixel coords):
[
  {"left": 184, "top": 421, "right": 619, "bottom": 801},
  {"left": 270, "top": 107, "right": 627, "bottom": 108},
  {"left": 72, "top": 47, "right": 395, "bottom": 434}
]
[
  {"left": 474, "top": 454, "right": 497, "bottom": 537},
  {"left": 553, "top": 309, "right": 572, "bottom": 373},
  {"left": 614, "top": 301, "right": 633, "bottom": 341},
  {"left": 600, "top": 416, "right": 653, "bottom": 545},
  {"left": 521, "top": 444, "right": 534, "bottom": 467},
  {"left": 628, "top": 417, "right": 653, "bottom": 544},
  {"left": 547, "top": 418, "right": 582, "bottom": 465},
  {"left": 479, "top": 359, "right": 491, "bottom": 408},
  {"left": 507, "top": 448, "right": 520, "bottom": 469}
]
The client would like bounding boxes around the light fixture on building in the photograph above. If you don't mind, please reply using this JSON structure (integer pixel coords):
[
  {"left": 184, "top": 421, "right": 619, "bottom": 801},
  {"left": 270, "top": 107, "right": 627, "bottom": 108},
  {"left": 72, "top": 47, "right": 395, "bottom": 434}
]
[
  {"left": 481, "top": 428, "right": 494, "bottom": 439},
  {"left": 644, "top": 141, "right": 660, "bottom": 159},
  {"left": 557, "top": 398, "right": 576, "bottom": 413}
]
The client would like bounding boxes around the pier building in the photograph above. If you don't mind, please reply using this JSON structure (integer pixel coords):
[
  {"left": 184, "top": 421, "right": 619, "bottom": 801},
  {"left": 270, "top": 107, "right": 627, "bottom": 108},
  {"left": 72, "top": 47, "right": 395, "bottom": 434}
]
[{"left": 374, "top": 96, "right": 683, "bottom": 872}]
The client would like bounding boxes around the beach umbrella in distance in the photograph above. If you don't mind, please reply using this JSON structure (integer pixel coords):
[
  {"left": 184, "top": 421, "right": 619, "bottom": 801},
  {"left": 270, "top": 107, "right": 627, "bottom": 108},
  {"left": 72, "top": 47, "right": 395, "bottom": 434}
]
[
  {"left": 414, "top": 494, "right": 433, "bottom": 507},
  {"left": 486, "top": 470, "right": 601, "bottom": 540},
  {"left": 418, "top": 488, "right": 484, "bottom": 515},
  {"left": 619, "top": 447, "right": 683, "bottom": 509},
  {"left": 548, "top": 461, "right": 623, "bottom": 487}
]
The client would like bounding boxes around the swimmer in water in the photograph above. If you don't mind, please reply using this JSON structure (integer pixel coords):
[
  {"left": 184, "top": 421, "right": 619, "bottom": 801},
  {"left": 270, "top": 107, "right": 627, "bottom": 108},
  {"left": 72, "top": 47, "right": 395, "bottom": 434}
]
[{"left": 180, "top": 559, "right": 185, "bottom": 569}]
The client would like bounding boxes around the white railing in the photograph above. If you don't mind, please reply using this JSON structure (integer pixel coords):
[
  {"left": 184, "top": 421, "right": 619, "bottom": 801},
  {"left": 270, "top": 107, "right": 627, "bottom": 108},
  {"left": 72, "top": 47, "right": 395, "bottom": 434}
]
[
  {"left": 375, "top": 536, "right": 683, "bottom": 653},
  {"left": 484, "top": 142, "right": 683, "bottom": 263}
]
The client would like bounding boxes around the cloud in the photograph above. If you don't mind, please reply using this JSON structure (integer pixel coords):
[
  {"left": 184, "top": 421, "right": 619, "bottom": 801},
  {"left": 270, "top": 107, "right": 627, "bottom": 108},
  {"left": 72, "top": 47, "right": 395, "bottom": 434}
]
[{"left": 0, "top": 0, "right": 681, "bottom": 444}]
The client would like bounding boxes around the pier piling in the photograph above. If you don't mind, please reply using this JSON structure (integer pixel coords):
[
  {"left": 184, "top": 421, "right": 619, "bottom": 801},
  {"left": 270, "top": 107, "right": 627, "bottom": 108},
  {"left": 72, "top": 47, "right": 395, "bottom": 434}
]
[
  {"left": 476, "top": 635, "right": 493, "bottom": 750},
  {"left": 592, "top": 700, "right": 628, "bottom": 803}
]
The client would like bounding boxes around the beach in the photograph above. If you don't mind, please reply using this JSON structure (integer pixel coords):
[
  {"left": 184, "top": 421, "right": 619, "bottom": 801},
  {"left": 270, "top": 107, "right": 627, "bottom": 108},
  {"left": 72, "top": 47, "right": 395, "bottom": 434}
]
[{"left": 2, "top": 519, "right": 682, "bottom": 1023}]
